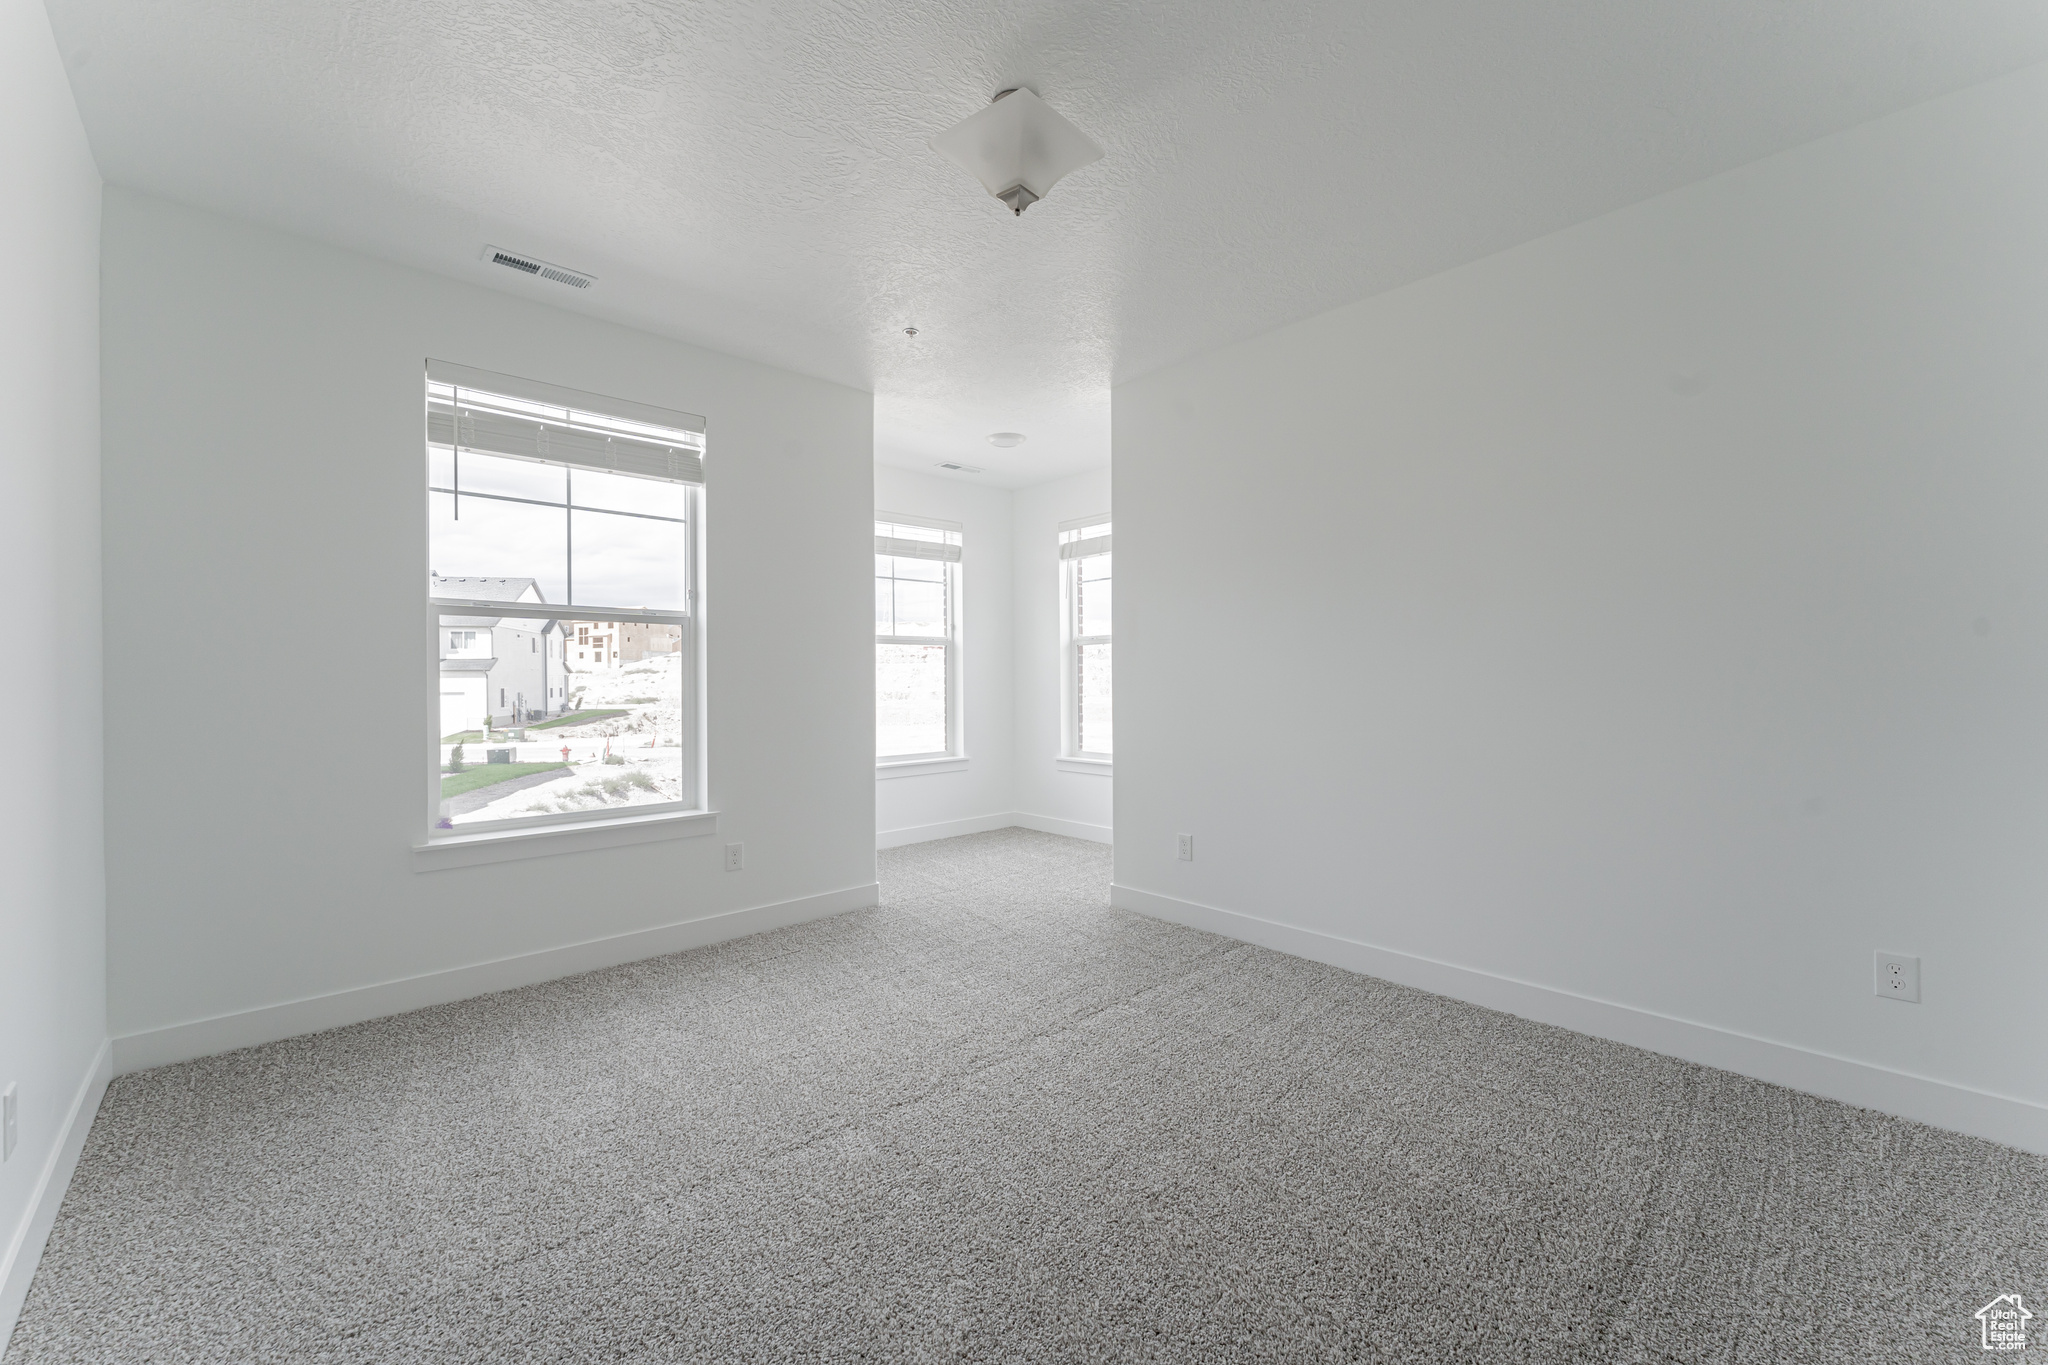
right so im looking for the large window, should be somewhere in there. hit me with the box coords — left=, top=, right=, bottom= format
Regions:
left=1061, top=517, right=1112, bottom=759
left=875, top=516, right=961, bottom=761
left=426, top=361, right=704, bottom=837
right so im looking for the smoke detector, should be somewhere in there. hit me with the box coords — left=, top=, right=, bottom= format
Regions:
left=929, top=89, right=1103, bottom=216
left=480, top=245, right=594, bottom=289
left=987, top=432, right=1026, bottom=448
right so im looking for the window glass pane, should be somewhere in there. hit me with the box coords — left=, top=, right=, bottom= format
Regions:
left=875, top=575, right=894, bottom=635
left=889, top=556, right=944, bottom=582
left=877, top=643, right=947, bottom=757
left=570, top=508, right=686, bottom=611
left=438, top=613, right=689, bottom=828
left=430, top=448, right=567, bottom=504
left=1078, top=641, right=1113, bottom=755
left=571, top=467, right=689, bottom=519
left=429, top=490, right=567, bottom=603
left=1078, top=553, right=1111, bottom=637
left=892, top=579, right=946, bottom=637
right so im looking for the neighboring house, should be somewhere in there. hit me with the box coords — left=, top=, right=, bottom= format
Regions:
left=431, top=574, right=567, bottom=734
left=567, top=620, right=682, bottom=670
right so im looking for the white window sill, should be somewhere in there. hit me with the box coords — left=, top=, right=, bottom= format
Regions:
left=1056, top=756, right=1114, bottom=775
left=876, top=755, right=970, bottom=779
left=413, top=808, right=719, bottom=871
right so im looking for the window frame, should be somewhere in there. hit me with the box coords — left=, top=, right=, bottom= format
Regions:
left=875, top=512, right=963, bottom=767
left=1060, top=515, right=1112, bottom=763
left=420, top=367, right=709, bottom=848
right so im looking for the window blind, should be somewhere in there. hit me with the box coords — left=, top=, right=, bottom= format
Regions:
left=426, top=360, right=705, bottom=485
left=1059, top=534, right=1111, bottom=561
left=875, top=534, right=962, bottom=563
left=875, top=514, right=963, bottom=563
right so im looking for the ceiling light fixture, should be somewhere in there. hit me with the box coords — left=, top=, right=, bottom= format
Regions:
left=987, top=432, right=1026, bottom=448
left=929, top=89, right=1103, bottom=216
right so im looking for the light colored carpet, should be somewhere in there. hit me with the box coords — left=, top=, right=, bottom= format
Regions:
left=8, top=829, right=2044, bottom=1363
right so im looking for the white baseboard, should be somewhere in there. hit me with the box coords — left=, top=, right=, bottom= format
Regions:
left=1, top=1038, right=111, bottom=1357
left=1014, top=812, right=1113, bottom=844
left=1111, top=882, right=2048, bottom=1155
left=112, top=883, right=880, bottom=1075
left=878, top=812, right=1114, bottom=849
left=877, top=813, right=1022, bottom=848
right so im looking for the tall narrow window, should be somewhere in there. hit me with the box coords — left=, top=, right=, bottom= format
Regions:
left=1061, top=517, right=1112, bottom=759
left=875, top=515, right=961, bottom=760
left=426, top=360, right=705, bottom=837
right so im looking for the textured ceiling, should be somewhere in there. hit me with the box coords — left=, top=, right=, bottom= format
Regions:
left=44, top=0, right=2048, bottom=486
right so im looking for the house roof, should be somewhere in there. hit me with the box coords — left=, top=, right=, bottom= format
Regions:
left=441, top=615, right=562, bottom=633
left=431, top=575, right=545, bottom=604
left=439, top=658, right=497, bottom=674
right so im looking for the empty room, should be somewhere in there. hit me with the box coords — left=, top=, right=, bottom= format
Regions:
left=3, top=0, right=2046, bottom=1360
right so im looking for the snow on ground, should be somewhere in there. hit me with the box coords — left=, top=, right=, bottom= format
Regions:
left=446, top=655, right=689, bottom=826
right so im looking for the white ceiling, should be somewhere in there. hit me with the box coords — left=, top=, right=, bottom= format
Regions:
left=45, top=0, right=2048, bottom=487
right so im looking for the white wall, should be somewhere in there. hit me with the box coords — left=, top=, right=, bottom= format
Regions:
left=874, top=466, right=1014, bottom=844
left=102, top=189, right=876, bottom=1060
left=1113, top=64, right=2048, bottom=1151
left=0, top=0, right=107, bottom=1345
left=1013, top=468, right=1113, bottom=841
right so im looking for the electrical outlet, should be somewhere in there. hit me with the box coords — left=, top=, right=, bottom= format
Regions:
left=1873, top=951, right=1920, bottom=1003
left=724, top=842, right=743, bottom=872
left=2, top=1083, right=15, bottom=1161
left=1176, top=833, right=1194, bottom=862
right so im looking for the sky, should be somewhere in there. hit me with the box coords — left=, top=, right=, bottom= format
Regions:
left=428, top=450, right=687, bottom=610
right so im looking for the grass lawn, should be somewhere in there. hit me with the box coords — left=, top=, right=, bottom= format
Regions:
left=533, top=708, right=628, bottom=731
left=441, top=761, right=569, bottom=799
left=440, top=709, right=629, bottom=743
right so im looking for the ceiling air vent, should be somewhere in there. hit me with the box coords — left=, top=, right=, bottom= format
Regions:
left=480, top=245, right=594, bottom=289
left=935, top=461, right=985, bottom=473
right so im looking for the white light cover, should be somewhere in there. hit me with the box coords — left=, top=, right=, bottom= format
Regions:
left=929, top=89, right=1104, bottom=210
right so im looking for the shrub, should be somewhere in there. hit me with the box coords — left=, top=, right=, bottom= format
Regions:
left=449, top=744, right=466, bottom=773
left=604, top=753, right=626, bottom=765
